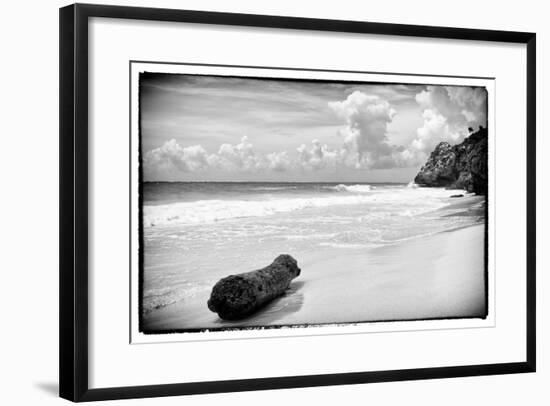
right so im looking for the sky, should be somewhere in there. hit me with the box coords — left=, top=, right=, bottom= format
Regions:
left=140, top=72, right=487, bottom=182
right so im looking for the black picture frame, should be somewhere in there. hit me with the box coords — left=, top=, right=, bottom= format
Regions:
left=59, top=3, right=536, bottom=402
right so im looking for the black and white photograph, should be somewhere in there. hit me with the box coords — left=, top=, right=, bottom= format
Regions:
left=138, top=70, right=489, bottom=333
left=1, top=0, right=542, bottom=403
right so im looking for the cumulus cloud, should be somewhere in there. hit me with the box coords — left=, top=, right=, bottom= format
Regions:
left=407, top=86, right=487, bottom=162
left=328, top=91, right=401, bottom=169
left=143, top=139, right=215, bottom=176
left=297, top=139, right=342, bottom=170
left=143, top=85, right=488, bottom=179
left=144, top=136, right=296, bottom=179
left=266, top=151, right=292, bottom=172
left=216, top=136, right=263, bottom=171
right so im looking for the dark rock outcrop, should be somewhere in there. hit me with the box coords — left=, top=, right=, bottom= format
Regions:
left=207, top=254, right=301, bottom=320
left=414, top=126, right=488, bottom=194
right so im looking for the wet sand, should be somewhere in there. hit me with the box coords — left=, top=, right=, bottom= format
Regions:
left=142, top=222, right=486, bottom=332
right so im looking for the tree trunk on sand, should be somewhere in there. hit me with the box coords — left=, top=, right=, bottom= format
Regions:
left=207, top=254, right=301, bottom=320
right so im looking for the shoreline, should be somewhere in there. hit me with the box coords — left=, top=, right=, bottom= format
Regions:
left=141, top=221, right=486, bottom=333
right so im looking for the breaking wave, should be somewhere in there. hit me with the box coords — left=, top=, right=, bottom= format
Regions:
left=144, top=195, right=377, bottom=227
left=329, top=184, right=372, bottom=193
left=143, top=185, right=455, bottom=227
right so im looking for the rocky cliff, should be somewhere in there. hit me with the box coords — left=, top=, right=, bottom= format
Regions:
left=414, top=126, right=488, bottom=194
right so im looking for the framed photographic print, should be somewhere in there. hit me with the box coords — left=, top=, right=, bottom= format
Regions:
left=59, top=3, right=536, bottom=402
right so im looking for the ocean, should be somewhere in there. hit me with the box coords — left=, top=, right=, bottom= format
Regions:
left=141, top=182, right=485, bottom=321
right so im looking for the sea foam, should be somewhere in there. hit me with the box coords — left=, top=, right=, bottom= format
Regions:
left=144, top=195, right=376, bottom=227
left=329, top=184, right=372, bottom=193
left=143, top=186, right=452, bottom=227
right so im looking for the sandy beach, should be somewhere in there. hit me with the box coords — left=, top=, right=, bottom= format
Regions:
left=142, top=220, right=486, bottom=332
left=137, top=72, right=490, bottom=335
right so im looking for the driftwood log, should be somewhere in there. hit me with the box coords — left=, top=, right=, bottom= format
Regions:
left=207, top=254, right=301, bottom=320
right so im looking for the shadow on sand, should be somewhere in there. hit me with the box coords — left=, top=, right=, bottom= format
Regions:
left=214, top=280, right=305, bottom=327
